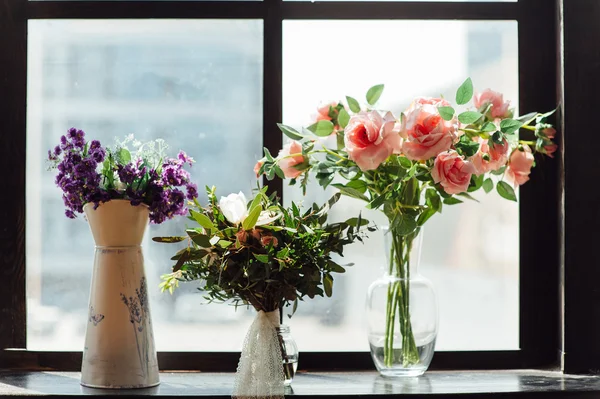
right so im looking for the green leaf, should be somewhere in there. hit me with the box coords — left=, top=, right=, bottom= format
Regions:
left=458, top=111, right=483, bottom=125
left=491, top=166, right=507, bottom=176
left=443, top=197, right=463, bottom=205
left=323, top=274, right=334, bottom=297
left=242, top=204, right=263, bottom=230
left=366, top=84, right=384, bottom=106
left=483, top=178, right=494, bottom=193
left=500, top=119, right=524, bottom=135
left=345, top=217, right=369, bottom=227
left=346, top=96, right=361, bottom=113
left=190, top=210, right=215, bottom=230
left=456, top=192, right=480, bottom=202
left=367, top=193, right=387, bottom=210
left=331, top=183, right=369, bottom=202
left=497, top=181, right=517, bottom=202
left=345, top=179, right=368, bottom=194
left=263, top=147, right=274, bottom=162
left=491, top=131, right=504, bottom=145
left=417, top=207, right=437, bottom=226
left=327, top=260, right=346, bottom=273
left=482, top=122, right=497, bottom=132
left=468, top=174, right=484, bottom=192
left=253, top=254, right=270, bottom=263
left=426, top=189, right=442, bottom=213
left=338, top=108, right=350, bottom=129
left=437, top=106, right=455, bottom=121
left=391, top=213, right=417, bottom=236
left=307, top=120, right=335, bottom=137
left=190, top=233, right=211, bottom=248
left=119, top=148, right=131, bottom=164
left=456, top=77, right=474, bottom=105
left=277, top=123, right=304, bottom=140
left=516, top=111, right=538, bottom=125
left=152, top=236, right=187, bottom=243
left=399, top=156, right=412, bottom=169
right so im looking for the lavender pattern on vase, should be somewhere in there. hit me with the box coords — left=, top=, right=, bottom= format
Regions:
left=88, top=306, right=105, bottom=326
left=120, top=277, right=152, bottom=378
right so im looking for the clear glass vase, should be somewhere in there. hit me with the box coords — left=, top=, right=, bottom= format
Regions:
left=277, top=325, right=298, bottom=386
left=366, top=227, right=438, bottom=377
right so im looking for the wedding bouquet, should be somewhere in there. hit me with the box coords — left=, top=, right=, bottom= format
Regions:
left=256, top=78, right=557, bottom=371
left=155, top=186, right=368, bottom=395
left=47, top=129, right=198, bottom=224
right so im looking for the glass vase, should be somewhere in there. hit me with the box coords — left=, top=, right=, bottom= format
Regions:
left=366, top=227, right=438, bottom=377
left=277, top=325, right=299, bottom=386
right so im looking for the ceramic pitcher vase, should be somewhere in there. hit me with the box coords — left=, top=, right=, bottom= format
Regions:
left=81, top=199, right=159, bottom=389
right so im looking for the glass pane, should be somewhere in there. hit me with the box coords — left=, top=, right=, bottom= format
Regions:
left=26, top=20, right=263, bottom=350
left=283, top=20, right=519, bottom=350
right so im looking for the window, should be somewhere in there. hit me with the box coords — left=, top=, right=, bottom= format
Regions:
left=1, top=0, right=560, bottom=370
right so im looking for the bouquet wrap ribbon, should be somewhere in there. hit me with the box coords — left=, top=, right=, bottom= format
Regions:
left=232, top=309, right=285, bottom=399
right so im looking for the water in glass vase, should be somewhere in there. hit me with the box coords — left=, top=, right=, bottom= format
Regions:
left=366, top=228, right=438, bottom=377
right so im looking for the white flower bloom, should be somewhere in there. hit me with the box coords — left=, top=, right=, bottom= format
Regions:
left=255, top=210, right=282, bottom=226
left=219, top=192, right=249, bottom=225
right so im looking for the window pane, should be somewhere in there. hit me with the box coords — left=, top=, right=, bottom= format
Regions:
left=283, top=20, right=519, bottom=350
left=26, top=20, right=263, bottom=350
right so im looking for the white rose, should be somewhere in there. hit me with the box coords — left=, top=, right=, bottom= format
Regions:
left=219, top=192, right=249, bottom=225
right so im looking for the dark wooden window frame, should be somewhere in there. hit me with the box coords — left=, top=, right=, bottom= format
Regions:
left=0, top=0, right=572, bottom=372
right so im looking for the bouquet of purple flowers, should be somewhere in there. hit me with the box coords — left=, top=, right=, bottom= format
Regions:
left=47, top=128, right=198, bottom=224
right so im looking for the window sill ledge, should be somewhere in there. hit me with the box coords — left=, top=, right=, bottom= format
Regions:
left=0, top=370, right=598, bottom=398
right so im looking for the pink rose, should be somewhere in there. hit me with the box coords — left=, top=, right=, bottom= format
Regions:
left=473, top=89, right=511, bottom=119
left=542, top=127, right=556, bottom=139
left=254, top=160, right=264, bottom=177
left=544, top=143, right=558, bottom=158
left=431, top=150, right=475, bottom=195
left=401, top=97, right=457, bottom=161
left=316, top=102, right=338, bottom=122
left=506, top=145, right=535, bottom=187
left=278, top=141, right=306, bottom=179
left=470, top=137, right=510, bottom=175
left=344, top=111, right=401, bottom=171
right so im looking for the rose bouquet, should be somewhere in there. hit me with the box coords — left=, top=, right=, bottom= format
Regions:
left=155, top=186, right=368, bottom=394
left=47, top=128, right=198, bottom=223
left=256, top=78, right=557, bottom=373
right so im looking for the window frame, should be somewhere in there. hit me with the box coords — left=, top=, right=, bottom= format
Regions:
left=0, top=0, right=562, bottom=371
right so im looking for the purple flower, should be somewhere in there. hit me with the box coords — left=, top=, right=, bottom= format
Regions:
left=186, top=183, right=198, bottom=200
left=177, top=151, right=194, bottom=166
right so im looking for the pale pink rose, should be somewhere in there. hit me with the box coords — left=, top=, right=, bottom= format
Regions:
left=431, top=150, right=476, bottom=195
left=506, top=145, right=535, bottom=187
left=344, top=111, right=402, bottom=171
left=473, top=89, right=511, bottom=119
left=278, top=141, right=306, bottom=179
left=254, top=160, right=264, bottom=177
left=542, top=127, right=557, bottom=139
left=470, top=137, right=510, bottom=175
left=544, top=143, right=558, bottom=158
left=401, top=97, right=456, bottom=161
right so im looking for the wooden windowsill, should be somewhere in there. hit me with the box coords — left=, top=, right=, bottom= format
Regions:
left=0, top=370, right=599, bottom=397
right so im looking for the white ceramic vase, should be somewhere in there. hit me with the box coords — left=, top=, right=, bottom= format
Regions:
left=81, top=199, right=159, bottom=389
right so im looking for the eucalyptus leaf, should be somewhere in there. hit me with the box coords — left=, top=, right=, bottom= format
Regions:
left=331, top=183, right=370, bottom=202
left=190, top=210, right=215, bottom=230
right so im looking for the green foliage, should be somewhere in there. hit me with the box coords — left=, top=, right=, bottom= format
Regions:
left=338, top=108, right=351, bottom=129
left=497, top=181, right=517, bottom=202
left=437, top=106, right=455, bottom=121
left=458, top=111, right=483, bottom=125
left=456, top=77, right=474, bottom=105
left=277, top=123, right=304, bottom=141
left=366, top=84, right=384, bottom=106
left=482, top=178, right=494, bottom=193
left=307, top=120, right=335, bottom=137
left=346, top=96, right=361, bottom=113
left=155, top=188, right=368, bottom=315
left=500, top=119, right=524, bottom=135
